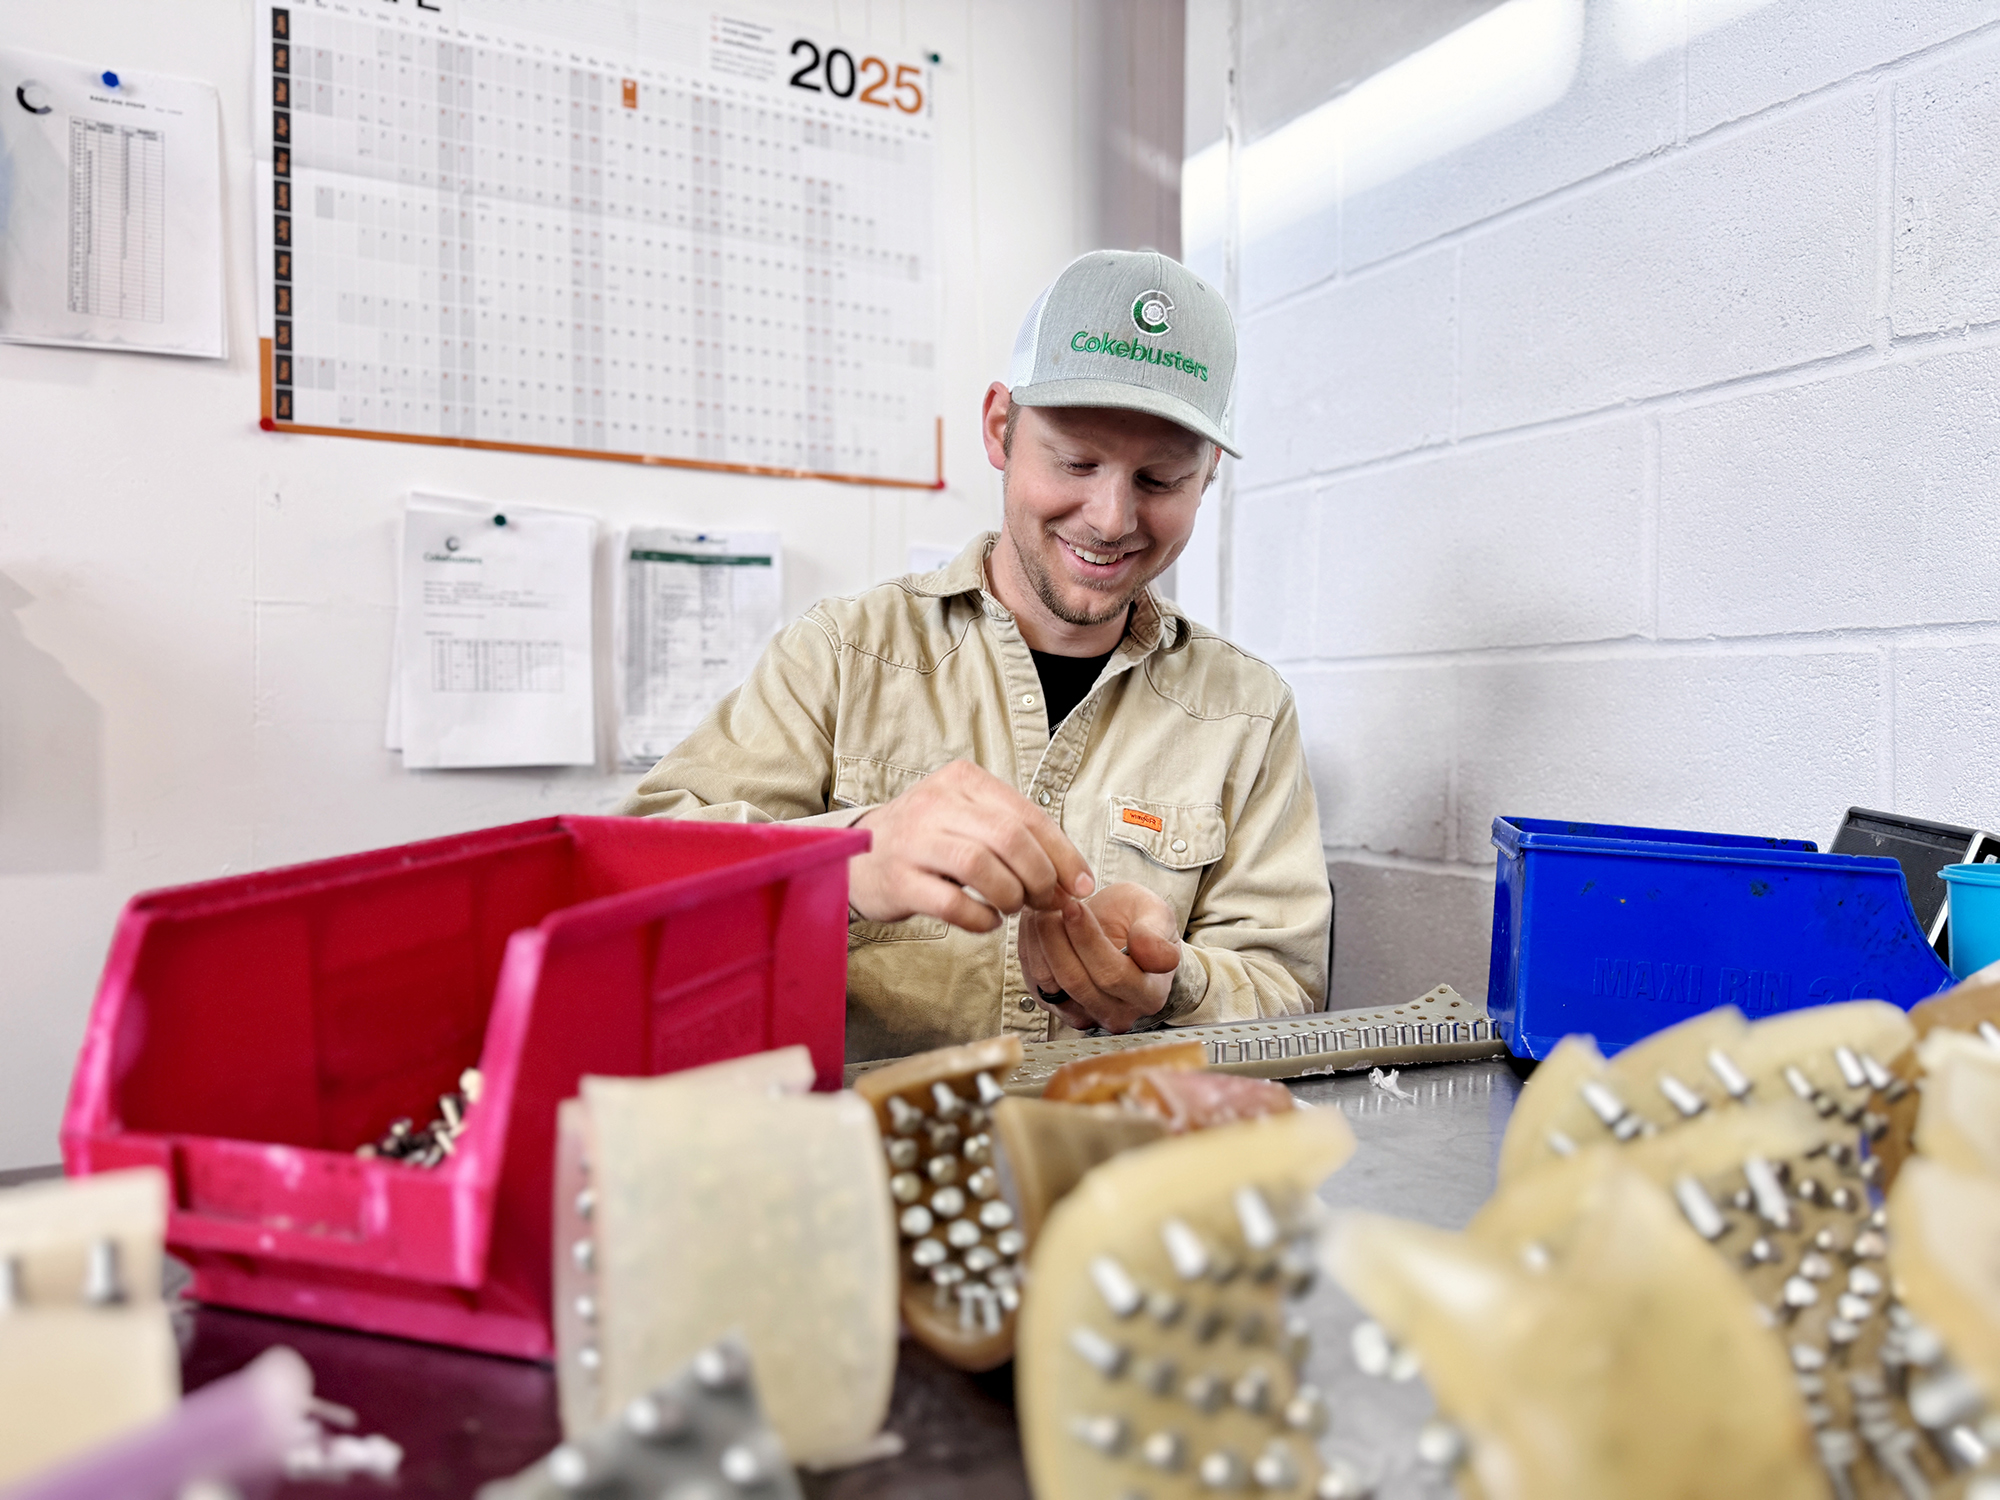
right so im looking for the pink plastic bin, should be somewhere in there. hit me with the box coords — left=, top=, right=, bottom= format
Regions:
left=61, top=815, right=867, bottom=1359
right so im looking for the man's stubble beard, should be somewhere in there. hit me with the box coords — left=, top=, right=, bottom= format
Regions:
left=1002, top=482, right=1157, bottom=631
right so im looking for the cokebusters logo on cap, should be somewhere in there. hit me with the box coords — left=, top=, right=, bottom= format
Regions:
left=1068, top=329, right=1209, bottom=380
left=1131, top=289, right=1174, bottom=337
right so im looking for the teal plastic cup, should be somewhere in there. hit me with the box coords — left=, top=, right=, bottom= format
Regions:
left=1942, top=861, right=2000, bottom=978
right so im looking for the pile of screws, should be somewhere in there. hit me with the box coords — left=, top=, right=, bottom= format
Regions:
left=357, top=1068, right=483, bottom=1168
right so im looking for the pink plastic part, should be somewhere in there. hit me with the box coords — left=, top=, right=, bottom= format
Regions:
left=62, top=816, right=867, bottom=1358
left=1, top=1346, right=311, bottom=1500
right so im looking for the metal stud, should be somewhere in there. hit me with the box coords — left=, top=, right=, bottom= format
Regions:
left=1284, top=1385, right=1328, bottom=1433
left=1135, top=1355, right=1179, bottom=1396
left=577, top=1344, right=601, bottom=1371
left=1673, top=1176, right=1728, bottom=1240
left=1833, top=1046, right=1867, bottom=1089
left=1252, top=1440, right=1299, bottom=1490
left=1234, top=1185, right=1281, bottom=1251
left=926, top=1154, right=960, bottom=1186
left=693, top=1342, right=748, bottom=1390
left=1782, top=1276, right=1820, bottom=1310
left=886, top=1096, right=923, bottom=1134
left=623, top=1392, right=687, bottom=1441
left=546, top=1443, right=592, bottom=1489
left=720, top=1439, right=772, bottom=1486
left=975, top=1072, right=1006, bottom=1106
left=1070, top=1413, right=1129, bottom=1455
left=1857, top=1052, right=1895, bottom=1091
left=995, top=1228, right=1026, bottom=1258
left=570, top=1238, right=595, bottom=1274
left=890, top=1172, right=923, bottom=1205
left=1148, top=1290, right=1185, bottom=1325
left=899, top=1206, right=935, bottom=1239
left=1351, top=1319, right=1394, bottom=1377
left=1162, top=1218, right=1210, bottom=1280
left=1142, top=1430, right=1186, bottom=1470
left=1659, top=1073, right=1706, bottom=1117
left=1090, top=1255, right=1144, bottom=1318
left=1184, top=1371, right=1225, bottom=1412
left=964, top=1245, right=998, bottom=1275
left=910, top=1238, right=946, bottom=1268
left=966, top=1167, right=999, bottom=1200
left=1579, top=1080, right=1630, bottom=1130
left=930, top=1081, right=964, bottom=1118
left=1981, top=1021, right=2000, bottom=1055
left=1744, top=1156, right=1793, bottom=1229
left=926, top=1120, right=961, bottom=1154
left=978, top=1199, right=1014, bottom=1230
left=885, top=1137, right=919, bottom=1171
left=930, top=1187, right=966, bottom=1219
left=1070, top=1325, right=1128, bottom=1377
left=1707, top=1047, right=1754, bottom=1099
left=1416, top=1419, right=1467, bottom=1468
left=1231, top=1366, right=1271, bottom=1413
left=83, top=1237, right=125, bottom=1307
left=1546, top=1129, right=1577, bottom=1157
left=1198, top=1450, right=1244, bottom=1489
left=962, top=1133, right=993, bottom=1166
left=946, top=1219, right=981, bottom=1250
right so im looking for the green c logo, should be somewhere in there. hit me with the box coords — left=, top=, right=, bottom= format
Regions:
left=1131, top=290, right=1173, bottom=337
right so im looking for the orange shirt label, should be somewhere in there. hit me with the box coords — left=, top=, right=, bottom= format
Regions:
left=1121, top=808, right=1165, bottom=833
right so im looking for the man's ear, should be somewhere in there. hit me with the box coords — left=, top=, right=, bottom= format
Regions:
left=981, top=384, right=1012, bottom=473
left=1205, top=444, right=1223, bottom=489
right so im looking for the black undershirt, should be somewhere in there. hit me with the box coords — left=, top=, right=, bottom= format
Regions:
left=1031, top=646, right=1117, bottom=733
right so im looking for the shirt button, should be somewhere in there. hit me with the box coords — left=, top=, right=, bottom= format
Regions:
left=1171, top=837, right=1188, bottom=853
left=1022, top=694, right=1035, bottom=707
left=1037, top=790, right=1052, bottom=806
left=1018, top=995, right=1036, bottom=1012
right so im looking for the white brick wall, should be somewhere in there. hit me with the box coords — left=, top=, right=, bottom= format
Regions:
left=1188, top=1, right=2000, bottom=1010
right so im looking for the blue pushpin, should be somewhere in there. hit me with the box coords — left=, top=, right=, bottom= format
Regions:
left=100, top=71, right=120, bottom=89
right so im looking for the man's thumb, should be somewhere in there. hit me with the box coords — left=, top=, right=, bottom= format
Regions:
left=1128, top=918, right=1181, bottom=973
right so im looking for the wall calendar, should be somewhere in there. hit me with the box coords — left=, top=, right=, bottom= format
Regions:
left=255, top=0, right=940, bottom=487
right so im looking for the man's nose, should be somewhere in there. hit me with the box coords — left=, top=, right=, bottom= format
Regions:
left=1076, top=468, right=1140, bottom=542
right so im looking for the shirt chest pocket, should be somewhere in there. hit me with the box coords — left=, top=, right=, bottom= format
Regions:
left=1098, top=798, right=1227, bottom=928
left=836, top=755, right=950, bottom=943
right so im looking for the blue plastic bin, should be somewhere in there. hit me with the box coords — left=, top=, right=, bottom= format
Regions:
left=1488, top=817, right=1955, bottom=1060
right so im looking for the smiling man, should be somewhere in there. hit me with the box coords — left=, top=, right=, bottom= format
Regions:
left=622, top=251, right=1331, bottom=1060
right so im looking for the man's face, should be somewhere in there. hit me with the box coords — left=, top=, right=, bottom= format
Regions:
left=983, top=391, right=1215, bottom=631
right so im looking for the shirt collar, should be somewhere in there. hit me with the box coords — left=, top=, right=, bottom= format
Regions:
left=918, top=531, right=1192, bottom=654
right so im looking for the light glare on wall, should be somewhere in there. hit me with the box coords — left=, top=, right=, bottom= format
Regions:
left=1183, top=0, right=1587, bottom=256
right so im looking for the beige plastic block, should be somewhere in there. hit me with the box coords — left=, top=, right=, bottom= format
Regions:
left=1017, top=1109, right=1355, bottom=1500
left=1912, top=1029, right=2000, bottom=1179
left=853, top=1035, right=1026, bottom=1371
left=1333, top=1164, right=1821, bottom=1500
left=1889, top=1158, right=2000, bottom=1406
left=987, top=1097, right=1167, bottom=1247
left=555, top=1051, right=897, bottom=1469
left=1499, top=1002, right=1914, bottom=1185
left=0, top=1169, right=178, bottom=1486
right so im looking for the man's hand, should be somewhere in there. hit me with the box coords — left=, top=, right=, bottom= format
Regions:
left=1019, top=881, right=1182, bottom=1034
left=849, top=760, right=1095, bottom=932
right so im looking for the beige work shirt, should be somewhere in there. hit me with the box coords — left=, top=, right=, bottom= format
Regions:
left=621, top=533, right=1330, bottom=1061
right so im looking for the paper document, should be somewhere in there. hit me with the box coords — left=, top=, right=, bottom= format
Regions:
left=395, top=496, right=597, bottom=769
left=0, top=48, right=225, bottom=357
left=616, top=530, right=782, bottom=771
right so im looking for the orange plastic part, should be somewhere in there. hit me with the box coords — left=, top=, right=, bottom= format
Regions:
left=1041, top=1040, right=1206, bottom=1104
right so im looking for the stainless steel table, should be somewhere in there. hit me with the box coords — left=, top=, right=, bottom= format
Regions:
left=182, top=1057, right=1521, bottom=1499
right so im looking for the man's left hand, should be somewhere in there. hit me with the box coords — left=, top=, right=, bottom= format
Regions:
left=1019, top=881, right=1182, bottom=1034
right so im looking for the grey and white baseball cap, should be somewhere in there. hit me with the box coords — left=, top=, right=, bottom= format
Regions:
left=1006, top=249, right=1240, bottom=457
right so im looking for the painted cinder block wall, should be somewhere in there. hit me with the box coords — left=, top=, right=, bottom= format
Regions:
left=1183, top=1, right=2000, bottom=1010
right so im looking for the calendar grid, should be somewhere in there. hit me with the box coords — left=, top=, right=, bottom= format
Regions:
left=258, top=0, right=942, bottom=488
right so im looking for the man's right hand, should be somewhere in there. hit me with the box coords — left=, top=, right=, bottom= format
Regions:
left=849, top=760, right=1095, bottom=933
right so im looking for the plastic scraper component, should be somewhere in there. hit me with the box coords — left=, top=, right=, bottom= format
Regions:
left=1332, top=1159, right=1825, bottom=1500
left=0, top=1169, right=180, bottom=1488
left=1041, top=1039, right=1208, bottom=1104
left=1496, top=1000, right=1915, bottom=1188
left=1016, top=1107, right=1355, bottom=1500
left=852, top=1034, right=1029, bottom=1372
left=552, top=1047, right=896, bottom=1469
left=480, top=1333, right=801, bottom=1500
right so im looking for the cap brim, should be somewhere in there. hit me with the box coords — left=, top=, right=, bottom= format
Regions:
left=1008, top=377, right=1241, bottom=459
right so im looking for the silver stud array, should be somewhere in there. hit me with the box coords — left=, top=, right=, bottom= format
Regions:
left=1064, top=1187, right=1320, bottom=1493
left=880, top=1070, right=1022, bottom=1333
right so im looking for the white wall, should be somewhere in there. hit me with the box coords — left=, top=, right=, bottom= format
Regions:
left=0, top=0, right=1136, bottom=1169
left=1185, top=0, right=2000, bottom=1012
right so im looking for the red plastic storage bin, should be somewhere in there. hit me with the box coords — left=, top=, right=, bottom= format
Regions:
left=61, top=815, right=867, bottom=1359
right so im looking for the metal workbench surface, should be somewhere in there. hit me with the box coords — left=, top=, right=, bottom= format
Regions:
left=182, top=1056, right=1522, bottom=1499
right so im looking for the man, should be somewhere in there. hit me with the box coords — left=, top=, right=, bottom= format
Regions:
left=623, top=250, right=1330, bottom=1061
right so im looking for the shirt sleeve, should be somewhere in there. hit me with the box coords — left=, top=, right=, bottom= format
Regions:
left=619, top=611, right=868, bottom=827
left=1161, top=690, right=1330, bottom=1025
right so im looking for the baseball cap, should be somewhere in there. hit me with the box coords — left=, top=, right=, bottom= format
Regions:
left=1006, top=249, right=1240, bottom=457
